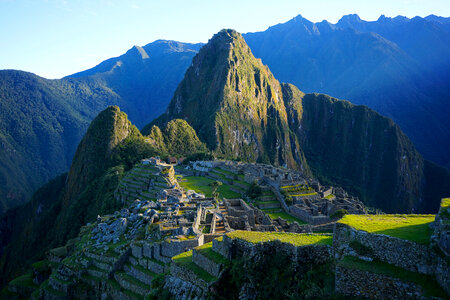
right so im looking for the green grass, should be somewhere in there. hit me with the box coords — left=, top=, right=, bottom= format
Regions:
left=179, top=176, right=240, bottom=199
left=148, top=257, right=165, bottom=266
left=289, top=192, right=318, bottom=197
left=339, top=256, right=446, bottom=298
left=213, top=167, right=235, bottom=176
left=195, top=242, right=228, bottom=265
left=227, top=231, right=332, bottom=246
left=9, top=273, right=38, bottom=289
left=338, top=214, right=435, bottom=245
left=439, top=198, right=450, bottom=219
left=32, top=260, right=50, bottom=272
left=172, top=250, right=217, bottom=282
left=128, top=263, right=157, bottom=278
left=117, top=271, right=150, bottom=290
left=441, top=198, right=450, bottom=208
left=256, top=200, right=280, bottom=206
left=324, top=193, right=335, bottom=200
left=263, top=210, right=307, bottom=224
left=107, top=278, right=141, bottom=299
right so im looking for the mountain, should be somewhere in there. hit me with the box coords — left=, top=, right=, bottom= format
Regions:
left=147, top=29, right=310, bottom=172
left=243, top=14, right=450, bottom=169
left=0, top=70, right=119, bottom=215
left=0, top=40, right=200, bottom=214
left=2, top=29, right=449, bottom=287
left=145, top=29, right=450, bottom=213
left=0, top=105, right=206, bottom=284
left=68, top=40, right=203, bottom=128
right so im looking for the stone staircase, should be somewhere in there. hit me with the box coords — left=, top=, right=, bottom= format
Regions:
left=215, top=204, right=228, bottom=234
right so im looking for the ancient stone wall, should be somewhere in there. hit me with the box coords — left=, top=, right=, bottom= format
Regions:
left=161, top=238, right=202, bottom=258
left=192, top=249, right=222, bottom=277
left=170, top=263, right=209, bottom=291
left=289, top=205, right=329, bottom=225
left=333, top=223, right=435, bottom=274
left=335, top=265, right=423, bottom=299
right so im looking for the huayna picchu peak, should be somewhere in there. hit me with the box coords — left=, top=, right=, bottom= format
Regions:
left=147, top=29, right=448, bottom=214
left=148, top=29, right=310, bottom=172
left=1, top=16, right=450, bottom=300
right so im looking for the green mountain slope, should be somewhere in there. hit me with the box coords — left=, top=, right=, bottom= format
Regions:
left=0, top=70, right=120, bottom=215
left=145, top=29, right=450, bottom=213
left=243, top=14, right=450, bottom=168
left=147, top=29, right=310, bottom=172
left=0, top=106, right=206, bottom=285
left=283, top=87, right=424, bottom=212
left=0, top=41, right=200, bottom=214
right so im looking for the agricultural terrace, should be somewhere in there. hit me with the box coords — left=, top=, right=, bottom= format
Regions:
left=226, top=230, right=332, bottom=246
left=178, top=176, right=240, bottom=199
left=338, top=214, right=435, bottom=245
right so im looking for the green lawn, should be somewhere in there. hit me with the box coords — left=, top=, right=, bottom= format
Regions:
left=172, top=250, right=217, bottom=282
left=338, top=214, right=435, bottom=245
left=179, top=176, right=241, bottom=199
left=263, top=210, right=307, bottom=224
left=227, top=230, right=332, bottom=246
left=339, top=256, right=446, bottom=298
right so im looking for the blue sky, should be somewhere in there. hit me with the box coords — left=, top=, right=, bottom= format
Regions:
left=1, top=0, right=449, bottom=79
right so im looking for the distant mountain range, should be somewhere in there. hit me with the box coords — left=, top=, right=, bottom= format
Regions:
left=0, top=41, right=200, bottom=214
left=244, top=14, right=450, bottom=169
left=0, top=14, right=449, bottom=215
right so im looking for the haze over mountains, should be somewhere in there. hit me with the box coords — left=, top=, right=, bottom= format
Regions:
left=0, top=13, right=449, bottom=216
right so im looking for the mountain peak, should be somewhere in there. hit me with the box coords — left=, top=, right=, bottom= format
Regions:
left=337, top=14, right=363, bottom=26
left=125, top=45, right=149, bottom=60
left=152, top=29, right=309, bottom=170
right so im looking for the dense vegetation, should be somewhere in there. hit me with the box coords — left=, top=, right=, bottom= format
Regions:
left=0, top=41, right=200, bottom=214
left=147, top=119, right=207, bottom=157
left=147, top=29, right=310, bottom=172
left=0, top=106, right=208, bottom=285
left=213, top=241, right=335, bottom=299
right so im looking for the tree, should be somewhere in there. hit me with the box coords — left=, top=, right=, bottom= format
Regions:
left=209, top=180, right=222, bottom=202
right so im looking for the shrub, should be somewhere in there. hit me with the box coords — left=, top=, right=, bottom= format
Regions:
left=330, top=209, right=348, bottom=219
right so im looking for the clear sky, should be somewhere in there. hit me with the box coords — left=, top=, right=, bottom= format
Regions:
left=1, top=0, right=448, bottom=79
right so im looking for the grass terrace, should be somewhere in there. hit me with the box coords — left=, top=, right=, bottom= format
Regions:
left=339, top=256, right=446, bottom=298
left=439, top=198, right=450, bottom=219
left=178, top=176, right=240, bottom=199
left=441, top=198, right=450, bottom=208
left=227, top=230, right=332, bottom=246
left=172, top=250, right=217, bottom=282
left=9, top=273, right=38, bottom=289
left=195, top=242, right=228, bottom=265
left=338, top=214, right=435, bottom=245
left=289, top=192, right=318, bottom=197
left=262, top=209, right=307, bottom=224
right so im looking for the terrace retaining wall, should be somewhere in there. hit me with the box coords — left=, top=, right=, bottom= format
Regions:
left=333, top=223, right=436, bottom=275
left=335, top=264, right=424, bottom=299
